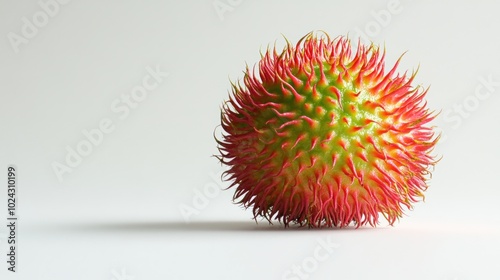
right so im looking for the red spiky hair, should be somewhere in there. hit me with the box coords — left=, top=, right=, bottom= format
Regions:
left=217, top=32, right=439, bottom=228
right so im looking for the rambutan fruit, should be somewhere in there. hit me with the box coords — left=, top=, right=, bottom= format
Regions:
left=216, top=32, right=439, bottom=228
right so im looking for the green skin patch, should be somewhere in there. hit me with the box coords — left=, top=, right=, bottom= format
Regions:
left=251, top=63, right=382, bottom=196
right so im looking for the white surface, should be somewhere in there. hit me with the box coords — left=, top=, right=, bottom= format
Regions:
left=1, top=0, right=500, bottom=279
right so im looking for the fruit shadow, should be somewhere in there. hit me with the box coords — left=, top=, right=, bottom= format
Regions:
left=38, top=220, right=382, bottom=233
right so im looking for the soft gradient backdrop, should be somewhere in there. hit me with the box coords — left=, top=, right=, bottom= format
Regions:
left=1, top=1, right=499, bottom=279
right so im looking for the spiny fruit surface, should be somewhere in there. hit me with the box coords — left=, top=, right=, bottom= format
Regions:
left=217, top=32, right=438, bottom=228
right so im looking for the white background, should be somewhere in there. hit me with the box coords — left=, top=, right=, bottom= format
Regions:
left=1, top=0, right=500, bottom=279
